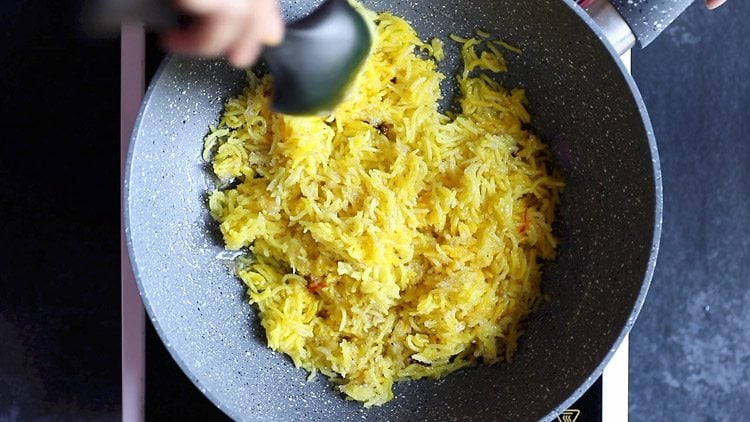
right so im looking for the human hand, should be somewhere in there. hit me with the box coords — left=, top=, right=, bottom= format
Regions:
left=706, top=0, right=728, bottom=10
left=162, top=0, right=284, bottom=68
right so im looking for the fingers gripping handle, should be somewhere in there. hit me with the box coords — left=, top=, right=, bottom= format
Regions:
left=577, top=0, right=696, bottom=49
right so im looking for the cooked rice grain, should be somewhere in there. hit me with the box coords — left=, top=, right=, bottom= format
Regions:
left=205, top=8, right=563, bottom=407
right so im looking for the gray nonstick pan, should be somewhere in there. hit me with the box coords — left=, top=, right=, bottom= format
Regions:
left=125, top=0, right=684, bottom=419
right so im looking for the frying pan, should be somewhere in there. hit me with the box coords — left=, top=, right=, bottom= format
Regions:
left=125, top=0, right=684, bottom=419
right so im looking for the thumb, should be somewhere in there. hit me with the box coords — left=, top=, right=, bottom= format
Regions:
left=257, top=0, right=285, bottom=46
left=706, top=0, right=728, bottom=10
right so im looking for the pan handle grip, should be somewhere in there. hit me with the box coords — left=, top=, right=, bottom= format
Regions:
left=82, top=0, right=186, bottom=37
left=609, top=0, right=696, bottom=47
left=578, top=0, right=696, bottom=49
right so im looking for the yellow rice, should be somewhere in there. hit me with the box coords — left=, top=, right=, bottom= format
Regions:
left=204, top=7, right=563, bottom=407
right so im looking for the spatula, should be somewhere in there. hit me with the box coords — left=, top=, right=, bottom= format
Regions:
left=84, top=0, right=372, bottom=115
left=264, top=0, right=372, bottom=115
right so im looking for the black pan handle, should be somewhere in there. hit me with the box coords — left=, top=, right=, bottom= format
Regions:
left=82, top=0, right=186, bottom=36
left=610, top=0, right=696, bottom=47
left=578, top=0, right=696, bottom=49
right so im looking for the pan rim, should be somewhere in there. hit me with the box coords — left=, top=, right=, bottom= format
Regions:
left=538, top=0, right=663, bottom=420
left=123, top=56, right=249, bottom=420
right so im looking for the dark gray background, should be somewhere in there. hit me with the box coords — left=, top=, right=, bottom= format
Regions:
left=629, top=1, right=750, bottom=420
left=0, top=0, right=747, bottom=420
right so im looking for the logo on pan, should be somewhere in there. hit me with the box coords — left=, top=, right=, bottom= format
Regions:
left=557, top=409, right=581, bottom=422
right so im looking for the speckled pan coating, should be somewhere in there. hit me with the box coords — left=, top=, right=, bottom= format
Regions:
left=125, top=0, right=662, bottom=420
left=611, top=0, right=695, bottom=47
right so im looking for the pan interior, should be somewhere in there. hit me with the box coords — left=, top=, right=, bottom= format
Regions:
left=126, top=0, right=658, bottom=420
